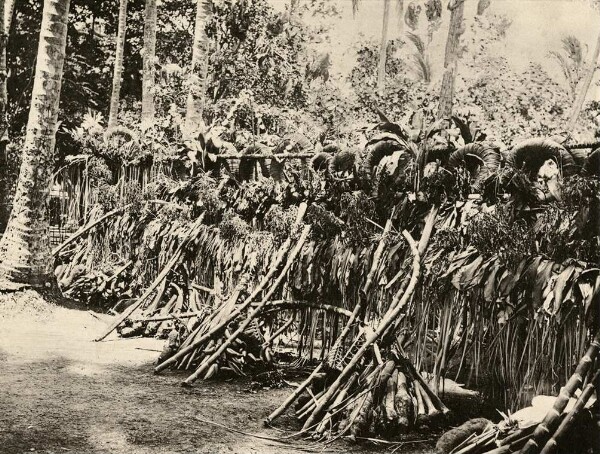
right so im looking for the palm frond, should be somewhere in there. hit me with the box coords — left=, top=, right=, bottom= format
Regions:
left=352, top=0, right=360, bottom=17
left=411, top=53, right=431, bottom=83
left=562, top=35, right=583, bottom=65
left=406, top=31, right=426, bottom=56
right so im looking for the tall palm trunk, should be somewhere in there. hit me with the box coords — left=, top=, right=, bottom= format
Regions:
left=566, top=28, right=600, bottom=133
left=141, top=0, right=157, bottom=130
left=184, top=0, right=212, bottom=137
left=437, top=0, right=464, bottom=120
left=0, top=0, right=71, bottom=286
left=0, top=0, right=7, bottom=119
left=4, top=0, right=13, bottom=34
left=108, top=0, right=128, bottom=129
left=0, top=0, right=15, bottom=232
left=377, top=0, right=391, bottom=96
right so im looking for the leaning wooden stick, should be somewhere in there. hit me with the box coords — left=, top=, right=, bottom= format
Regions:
left=52, top=203, right=133, bottom=256
left=154, top=203, right=308, bottom=374
left=94, top=248, right=184, bottom=342
left=182, top=223, right=312, bottom=385
left=518, top=329, right=600, bottom=454
left=265, top=292, right=365, bottom=425
left=362, top=217, right=393, bottom=295
left=94, top=216, right=205, bottom=342
left=539, top=368, right=600, bottom=454
left=302, top=229, right=422, bottom=431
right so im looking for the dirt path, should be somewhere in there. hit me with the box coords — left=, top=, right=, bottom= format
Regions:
left=0, top=291, right=438, bottom=454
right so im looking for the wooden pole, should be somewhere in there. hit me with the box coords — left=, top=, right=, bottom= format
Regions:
left=519, top=330, right=600, bottom=454
left=566, top=29, right=600, bottom=133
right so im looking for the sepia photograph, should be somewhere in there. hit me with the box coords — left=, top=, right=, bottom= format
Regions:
left=0, top=0, right=599, bottom=453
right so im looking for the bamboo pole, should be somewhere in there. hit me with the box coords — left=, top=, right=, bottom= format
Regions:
left=539, top=368, right=600, bottom=454
left=94, top=248, right=184, bottom=341
left=302, top=229, right=422, bottom=431
left=518, top=329, right=600, bottom=454
left=154, top=203, right=308, bottom=374
left=182, top=224, right=311, bottom=385
left=94, top=216, right=204, bottom=341
left=265, top=292, right=365, bottom=424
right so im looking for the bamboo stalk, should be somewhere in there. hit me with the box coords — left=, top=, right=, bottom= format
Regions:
left=519, top=330, right=600, bottom=454
left=52, top=203, right=133, bottom=256
left=265, top=293, right=364, bottom=425
left=302, top=228, right=422, bottom=431
left=95, top=249, right=183, bottom=341
left=182, top=224, right=312, bottom=385
left=539, top=368, right=600, bottom=454
left=155, top=203, right=308, bottom=374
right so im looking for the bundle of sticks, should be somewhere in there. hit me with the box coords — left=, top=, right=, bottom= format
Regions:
left=56, top=260, right=133, bottom=308
left=294, top=350, right=449, bottom=440
left=266, top=206, right=451, bottom=439
left=94, top=203, right=311, bottom=383
left=436, top=330, right=600, bottom=454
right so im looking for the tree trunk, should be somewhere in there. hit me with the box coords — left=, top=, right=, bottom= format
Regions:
left=566, top=28, right=600, bottom=133
left=141, top=0, right=157, bottom=131
left=0, top=0, right=7, bottom=119
left=0, top=0, right=6, bottom=233
left=107, top=0, right=128, bottom=130
left=0, top=0, right=71, bottom=286
left=437, top=0, right=464, bottom=120
left=5, top=0, right=13, bottom=28
left=376, top=0, right=391, bottom=96
left=0, top=0, right=14, bottom=233
left=184, top=0, right=212, bottom=138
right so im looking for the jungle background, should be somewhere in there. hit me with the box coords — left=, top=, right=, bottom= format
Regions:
left=1, top=0, right=599, bottom=230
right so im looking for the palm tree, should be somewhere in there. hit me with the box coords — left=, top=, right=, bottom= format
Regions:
left=0, top=0, right=71, bottom=286
left=437, top=0, right=465, bottom=120
left=352, top=0, right=400, bottom=97
left=566, top=29, right=600, bottom=132
left=0, top=0, right=6, bottom=121
left=107, top=0, right=128, bottom=129
left=184, top=0, right=212, bottom=138
left=141, top=0, right=157, bottom=130
left=5, top=0, right=14, bottom=32
left=0, top=0, right=15, bottom=133
left=0, top=0, right=15, bottom=232
left=377, top=0, right=391, bottom=96
left=550, top=35, right=586, bottom=98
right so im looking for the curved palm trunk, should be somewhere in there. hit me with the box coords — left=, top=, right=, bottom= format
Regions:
left=107, top=0, right=128, bottom=129
left=184, top=0, right=212, bottom=138
left=141, top=0, right=157, bottom=131
left=0, top=0, right=71, bottom=286
left=566, top=29, right=600, bottom=133
left=437, top=0, right=464, bottom=120
left=376, top=0, right=391, bottom=96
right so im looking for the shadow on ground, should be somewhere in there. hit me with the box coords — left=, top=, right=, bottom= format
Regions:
left=0, top=292, right=446, bottom=454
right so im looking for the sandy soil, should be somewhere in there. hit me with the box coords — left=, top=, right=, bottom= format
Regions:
left=0, top=291, right=447, bottom=454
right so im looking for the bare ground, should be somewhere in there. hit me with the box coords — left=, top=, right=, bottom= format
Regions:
left=0, top=291, right=448, bottom=454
